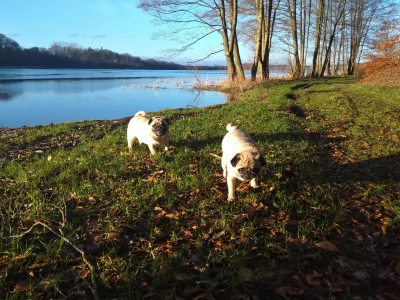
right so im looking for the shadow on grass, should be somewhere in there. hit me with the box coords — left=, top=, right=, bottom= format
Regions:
left=168, top=107, right=400, bottom=297
left=330, top=153, right=400, bottom=183
left=183, top=128, right=399, bottom=184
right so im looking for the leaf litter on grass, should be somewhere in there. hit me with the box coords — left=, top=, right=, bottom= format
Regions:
left=1, top=78, right=400, bottom=299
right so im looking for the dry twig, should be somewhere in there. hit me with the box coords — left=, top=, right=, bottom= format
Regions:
left=210, top=153, right=222, bottom=159
left=11, top=221, right=100, bottom=300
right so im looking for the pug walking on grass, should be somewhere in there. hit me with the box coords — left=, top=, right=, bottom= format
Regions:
left=221, top=123, right=266, bottom=201
left=127, top=111, right=170, bottom=155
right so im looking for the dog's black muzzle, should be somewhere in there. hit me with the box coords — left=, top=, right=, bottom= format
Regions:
left=242, top=171, right=257, bottom=181
left=239, top=168, right=259, bottom=181
left=154, top=125, right=167, bottom=137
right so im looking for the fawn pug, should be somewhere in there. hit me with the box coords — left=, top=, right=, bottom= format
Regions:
left=221, top=123, right=266, bottom=201
left=127, top=111, right=170, bottom=155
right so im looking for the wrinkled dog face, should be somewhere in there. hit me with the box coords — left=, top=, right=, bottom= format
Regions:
left=230, top=152, right=265, bottom=181
left=149, top=117, right=170, bottom=137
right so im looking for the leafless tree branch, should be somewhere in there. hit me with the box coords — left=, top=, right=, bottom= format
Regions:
left=187, top=49, right=224, bottom=62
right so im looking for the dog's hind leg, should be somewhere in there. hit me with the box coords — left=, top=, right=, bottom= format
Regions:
left=221, top=157, right=227, bottom=178
left=127, top=135, right=136, bottom=152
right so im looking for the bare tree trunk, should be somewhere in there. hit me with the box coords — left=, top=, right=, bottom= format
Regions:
left=251, top=0, right=279, bottom=80
left=219, top=0, right=237, bottom=81
left=229, top=0, right=245, bottom=80
left=341, top=14, right=347, bottom=75
left=335, top=31, right=343, bottom=75
left=262, top=0, right=280, bottom=79
left=233, top=37, right=245, bottom=80
left=311, top=0, right=325, bottom=76
left=299, top=0, right=304, bottom=74
left=320, top=0, right=346, bottom=77
left=346, top=0, right=381, bottom=75
left=319, top=7, right=328, bottom=74
left=252, top=0, right=264, bottom=80
left=304, top=0, right=312, bottom=76
left=287, top=0, right=302, bottom=78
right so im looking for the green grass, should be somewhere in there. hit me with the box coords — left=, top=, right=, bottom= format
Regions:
left=0, top=77, right=399, bottom=299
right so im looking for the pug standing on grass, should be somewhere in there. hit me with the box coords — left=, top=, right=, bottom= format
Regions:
left=127, top=111, right=170, bottom=155
left=221, top=123, right=266, bottom=201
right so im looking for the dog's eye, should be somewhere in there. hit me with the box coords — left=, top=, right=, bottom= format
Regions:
left=238, top=168, right=246, bottom=173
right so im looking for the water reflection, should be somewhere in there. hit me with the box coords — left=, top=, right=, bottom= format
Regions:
left=0, top=92, right=13, bottom=101
left=0, top=70, right=229, bottom=128
left=0, top=79, right=121, bottom=98
left=0, top=83, right=24, bottom=101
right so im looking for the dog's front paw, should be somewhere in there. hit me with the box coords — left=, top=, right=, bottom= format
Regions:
left=227, top=195, right=235, bottom=202
left=250, top=178, right=259, bottom=188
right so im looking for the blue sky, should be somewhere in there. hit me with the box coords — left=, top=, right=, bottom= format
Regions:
left=1, top=0, right=248, bottom=65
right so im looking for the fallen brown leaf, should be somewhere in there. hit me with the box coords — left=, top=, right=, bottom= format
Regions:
left=239, top=267, right=253, bottom=282
left=292, top=274, right=303, bottom=284
left=159, top=263, right=169, bottom=277
left=231, top=293, right=250, bottom=300
left=173, top=273, right=192, bottom=281
left=381, top=225, right=387, bottom=234
left=274, top=286, right=305, bottom=298
left=260, top=267, right=275, bottom=279
left=182, top=287, right=205, bottom=298
left=34, top=280, right=50, bottom=292
left=395, top=262, right=400, bottom=275
left=75, top=266, right=89, bottom=280
left=354, top=269, right=369, bottom=280
left=315, top=240, right=339, bottom=251
left=14, top=280, right=31, bottom=292
left=306, top=270, right=323, bottom=286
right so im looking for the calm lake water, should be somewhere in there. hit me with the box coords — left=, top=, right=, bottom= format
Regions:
left=0, top=68, right=233, bottom=128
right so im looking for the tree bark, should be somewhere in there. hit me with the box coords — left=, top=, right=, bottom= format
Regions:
left=311, top=0, right=325, bottom=76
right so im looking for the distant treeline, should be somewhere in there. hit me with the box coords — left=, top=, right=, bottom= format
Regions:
left=0, top=34, right=226, bottom=70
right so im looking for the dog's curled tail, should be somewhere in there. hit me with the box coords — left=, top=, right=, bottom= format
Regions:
left=135, top=111, right=146, bottom=117
left=226, top=123, right=238, bottom=132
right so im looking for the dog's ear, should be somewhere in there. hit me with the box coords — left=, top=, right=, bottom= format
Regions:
left=164, top=118, right=170, bottom=125
left=230, top=154, right=241, bottom=167
left=148, top=117, right=153, bottom=125
left=253, top=153, right=266, bottom=167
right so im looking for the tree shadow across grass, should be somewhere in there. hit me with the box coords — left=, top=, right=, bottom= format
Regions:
left=297, top=129, right=400, bottom=184
left=257, top=118, right=400, bottom=298
left=330, top=152, right=400, bottom=183
left=172, top=103, right=400, bottom=298
left=187, top=128, right=399, bottom=185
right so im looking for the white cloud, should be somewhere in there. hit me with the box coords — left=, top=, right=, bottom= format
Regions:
left=7, top=33, right=21, bottom=38
left=69, top=33, right=87, bottom=38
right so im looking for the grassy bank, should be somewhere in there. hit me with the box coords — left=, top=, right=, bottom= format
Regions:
left=1, top=77, right=399, bottom=299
